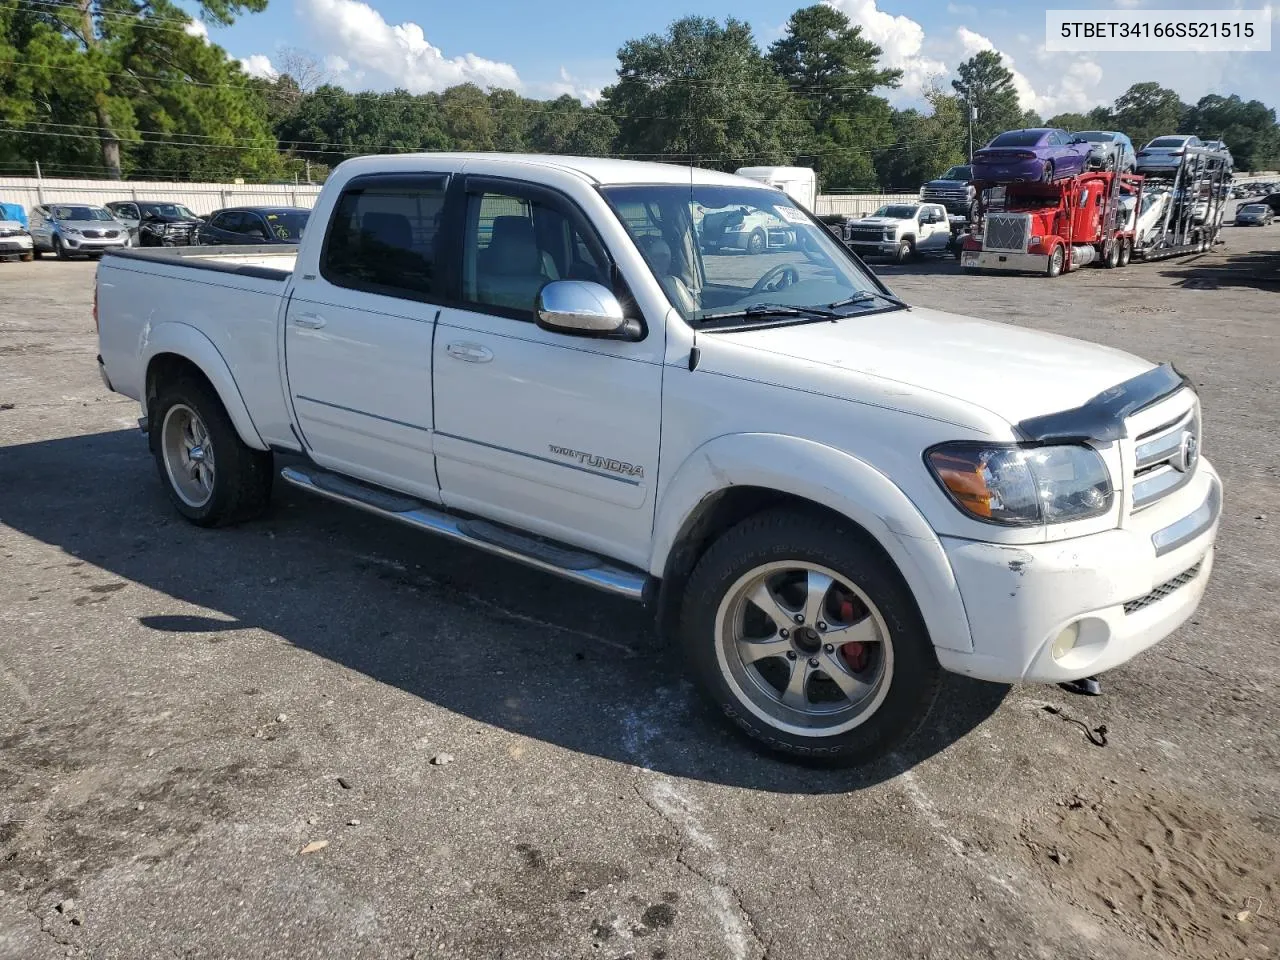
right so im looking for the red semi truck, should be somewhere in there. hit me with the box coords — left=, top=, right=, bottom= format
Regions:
left=960, top=171, right=1143, bottom=277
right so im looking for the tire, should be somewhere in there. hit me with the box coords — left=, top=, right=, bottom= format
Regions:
left=679, top=507, right=941, bottom=766
left=1046, top=244, right=1065, bottom=277
left=150, top=375, right=273, bottom=527
left=1117, top=239, right=1131, bottom=267
left=32, top=246, right=42, bottom=260
left=20, top=252, right=32, bottom=263
left=1042, top=160, right=1055, bottom=183
left=747, top=229, right=766, bottom=255
left=893, top=239, right=914, bottom=263
left=53, top=237, right=69, bottom=261
left=1103, top=240, right=1120, bottom=268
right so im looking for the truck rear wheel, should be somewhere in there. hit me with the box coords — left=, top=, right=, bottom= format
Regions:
left=151, top=376, right=273, bottom=527
left=1117, top=239, right=1132, bottom=267
left=680, top=508, right=940, bottom=766
left=1103, top=241, right=1120, bottom=268
left=747, top=229, right=766, bottom=255
left=1046, top=245, right=1065, bottom=277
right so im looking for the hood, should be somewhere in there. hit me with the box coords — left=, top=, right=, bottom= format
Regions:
left=57, top=220, right=124, bottom=230
left=711, top=305, right=1153, bottom=425
left=850, top=217, right=905, bottom=227
left=924, top=178, right=967, bottom=189
left=142, top=214, right=202, bottom=224
left=0, top=219, right=25, bottom=231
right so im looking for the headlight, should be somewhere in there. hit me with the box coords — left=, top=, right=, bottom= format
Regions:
left=883, top=229, right=895, bottom=240
left=63, top=227, right=80, bottom=235
left=926, top=443, right=1113, bottom=525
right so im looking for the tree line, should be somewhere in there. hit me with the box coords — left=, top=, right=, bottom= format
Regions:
left=2, top=0, right=1279, bottom=189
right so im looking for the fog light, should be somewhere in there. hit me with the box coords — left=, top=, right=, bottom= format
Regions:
left=1050, top=623, right=1080, bottom=662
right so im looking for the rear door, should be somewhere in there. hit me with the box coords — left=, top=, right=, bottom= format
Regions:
left=431, top=176, right=663, bottom=563
left=283, top=173, right=448, bottom=500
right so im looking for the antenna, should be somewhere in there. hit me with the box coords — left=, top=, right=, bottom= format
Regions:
left=688, top=151, right=700, bottom=372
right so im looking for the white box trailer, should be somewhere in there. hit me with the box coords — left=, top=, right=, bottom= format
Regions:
left=734, top=166, right=817, bottom=212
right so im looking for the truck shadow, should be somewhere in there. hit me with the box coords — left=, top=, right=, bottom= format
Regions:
left=1159, top=241, right=1280, bottom=291
left=0, top=429, right=1007, bottom=795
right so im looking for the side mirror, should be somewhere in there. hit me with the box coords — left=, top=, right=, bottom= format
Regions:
left=536, top=280, right=639, bottom=340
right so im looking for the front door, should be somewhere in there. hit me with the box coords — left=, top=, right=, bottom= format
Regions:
left=283, top=173, right=449, bottom=501
left=432, top=176, right=663, bottom=566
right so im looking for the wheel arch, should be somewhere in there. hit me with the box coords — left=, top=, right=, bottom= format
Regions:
left=650, top=434, right=973, bottom=655
left=143, top=324, right=267, bottom=452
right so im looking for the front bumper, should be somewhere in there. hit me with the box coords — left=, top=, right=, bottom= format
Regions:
left=848, top=240, right=900, bottom=256
left=961, top=249, right=1047, bottom=272
left=0, top=235, right=32, bottom=259
left=62, top=235, right=128, bottom=251
left=935, top=463, right=1221, bottom=684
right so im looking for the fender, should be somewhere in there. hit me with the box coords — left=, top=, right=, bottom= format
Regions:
left=141, top=321, right=268, bottom=451
left=650, top=433, right=973, bottom=654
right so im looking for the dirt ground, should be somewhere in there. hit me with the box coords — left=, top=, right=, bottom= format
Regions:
left=1, top=220, right=1278, bottom=960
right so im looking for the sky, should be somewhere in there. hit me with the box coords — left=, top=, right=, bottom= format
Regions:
left=192, top=0, right=1279, bottom=116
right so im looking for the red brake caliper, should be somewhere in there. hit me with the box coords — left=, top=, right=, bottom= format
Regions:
left=837, top=597, right=869, bottom=672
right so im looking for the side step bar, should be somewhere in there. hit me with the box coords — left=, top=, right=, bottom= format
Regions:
left=279, top=466, right=648, bottom=601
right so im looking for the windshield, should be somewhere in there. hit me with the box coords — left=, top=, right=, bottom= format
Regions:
left=988, top=130, right=1045, bottom=147
left=261, top=210, right=308, bottom=240
left=52, top=206, right=113, bottom=221
left=941, top=166, right=972, bottom=180
left=601, top=184, right=888, bottom=325
left=1148, top=137, right=1186, bottom=148
left=140, top=203, right=199, bottom=219
left=872, top=205, right=920, bottom=219
left=1241, top=204, right=1267, bottom=213
left=1077, top=131, right=1114, bottom=142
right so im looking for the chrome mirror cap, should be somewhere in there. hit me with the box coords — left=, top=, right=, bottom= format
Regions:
left=535, top=280, right=629, bottom=337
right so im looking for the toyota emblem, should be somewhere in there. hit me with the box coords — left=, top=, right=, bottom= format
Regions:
left=1173, top=431, right=1199, bottom=473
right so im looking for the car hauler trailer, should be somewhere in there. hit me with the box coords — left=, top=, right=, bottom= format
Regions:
left=1130, top=145, right=1231, bottom=261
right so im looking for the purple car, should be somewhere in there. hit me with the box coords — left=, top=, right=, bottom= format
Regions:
left=971, top=128, right=1090, bottom=184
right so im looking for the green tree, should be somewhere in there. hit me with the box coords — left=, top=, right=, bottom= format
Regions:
left=525, top=95, right=617, bottom=156
left=952, top=50, right=1024, bottom=150
left=1046, top=112, right=1090, bottom=132
left=0, top=0, right=278, bottom=179
left=876, top=86, right=966, bottom=187
left=599, top=16, right=806, bottom=168
left=1112, top=82, right=1186, bottom=149
left=767, top=4, right=899, bottom=189
left=276, top=85, right=449, bottom=166
left=1180, top=93, right=1280, bottom=171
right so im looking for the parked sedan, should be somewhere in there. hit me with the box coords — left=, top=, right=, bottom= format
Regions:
left=29, top=204, right=129, bottom=259
left=1234, top=203, right=1273, bottom=226
left=1072, top=131, right=1136, bottom=172
left=105, top=200, right=203, bottom=246
left=0, top=218, right=33, bottom=261
left=1135, top=135, right=1203, bottom=175
left=971, top=128, right=1090, bottom=184
left=196, top=207, right=309, bottom=245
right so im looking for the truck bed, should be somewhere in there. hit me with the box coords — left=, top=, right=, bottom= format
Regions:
left=103, top=244, right=298, bottom=279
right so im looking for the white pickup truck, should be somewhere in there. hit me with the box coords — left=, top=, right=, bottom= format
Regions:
left=844, top=202, right=954, bottom=262
left=96, top=153, right=1221, bottom=765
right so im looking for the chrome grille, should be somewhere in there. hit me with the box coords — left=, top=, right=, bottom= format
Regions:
left=1131, top=410, right=1199, bottom=510
left=1123, top=562, right=1201, bottom=614
left=984, top=213, right=1029, bottom=251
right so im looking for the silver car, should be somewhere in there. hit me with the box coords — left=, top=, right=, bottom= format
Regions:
left=1073, top=131, right=1136, bottom=172
left=1135, top=135, right=1203, bottom=175
left=30, top=204, right=131, bottom=260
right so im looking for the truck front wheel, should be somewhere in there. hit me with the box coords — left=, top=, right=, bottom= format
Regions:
left=680, top=508, right=940, bottom=766
left=151, top=376, right=273, bottom=527
left=1046, top=245, right=1065, bottom=277
left=747, top=229, right=766, bottom=255
left=893, top=239, right=914, bottom=263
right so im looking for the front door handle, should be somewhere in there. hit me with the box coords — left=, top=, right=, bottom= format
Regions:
left=293, top=312, right=326, bottom=329
left=446, top=342, right=493, bottom=363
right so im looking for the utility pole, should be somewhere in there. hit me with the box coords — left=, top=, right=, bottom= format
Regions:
left=966, top=85, right=977, bottom=161
left=305, top=159, right=312, bottom=185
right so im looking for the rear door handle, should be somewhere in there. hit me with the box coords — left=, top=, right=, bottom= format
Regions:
left=446, top=342, right=493, bottom=363
left=293, top=312, right=326, bottom=329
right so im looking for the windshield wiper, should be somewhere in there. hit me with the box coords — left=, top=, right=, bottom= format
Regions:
left=827, top=290, right=908, bottom=310
left=696, top=303, right=840, bottom=324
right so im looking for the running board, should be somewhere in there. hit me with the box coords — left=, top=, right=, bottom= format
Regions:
left=279, top=466, right=647, bottom=601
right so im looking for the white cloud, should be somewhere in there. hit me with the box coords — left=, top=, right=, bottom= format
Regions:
left=239, top=54, right=279, bottom=79
left=826, top=0, right=948, bottom=101
left=945, top=3, right=976, bottom=14
left=954, top=27, right=1105, bottom=117
left=323, top=54, right=350, bottom=73
left=537, top=67, right=603, bottom=105
left=183, top=18, right=209, bottom=41
left=297, top=0, right=520, bottom=93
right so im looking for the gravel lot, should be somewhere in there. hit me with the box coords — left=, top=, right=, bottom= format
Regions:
left=2, top=223, right=1278, bottom=960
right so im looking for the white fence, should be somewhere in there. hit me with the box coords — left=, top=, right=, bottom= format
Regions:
left=0, top=176, right=322, bottom=215
left=814, top=193, right=920, bottom=215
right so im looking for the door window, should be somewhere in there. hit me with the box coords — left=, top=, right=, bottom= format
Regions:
left=461, top=189, right=609, bottom=317
left=322, top=177, right=446, bottom=300
left=215, top=212, right=244, bottom=233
